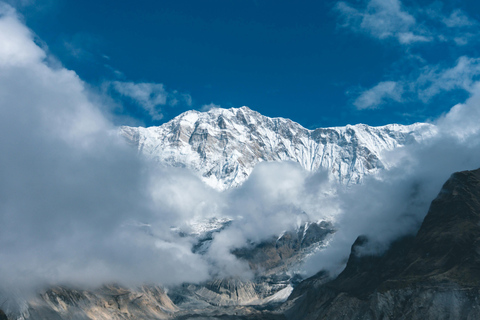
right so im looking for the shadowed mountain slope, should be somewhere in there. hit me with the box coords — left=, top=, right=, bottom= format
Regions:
left=282, top=168, right=480, bottom=320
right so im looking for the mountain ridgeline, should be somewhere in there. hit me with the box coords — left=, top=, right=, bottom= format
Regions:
left=120, top=107, right=435, bottom=190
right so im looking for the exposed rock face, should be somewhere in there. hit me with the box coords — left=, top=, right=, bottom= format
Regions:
left=23, top=285, right=177, bottom=320
left=282, top=168, right=480, bottom=320
left=120, top=107, right=435, bottom=190
left=233, top=221, right=335, bottom=275
left=169, top=222, right=335, bottom=310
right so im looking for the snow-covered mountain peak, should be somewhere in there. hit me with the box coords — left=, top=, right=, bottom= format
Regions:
left=120, top=107, right=436, bottom=190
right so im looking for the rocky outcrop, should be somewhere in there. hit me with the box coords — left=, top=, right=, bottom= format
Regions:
left=120, top=107, right=435, bottom=190
left=282, top=168, right=480, bottom=320
left=24, top=285, right=177, bottom=320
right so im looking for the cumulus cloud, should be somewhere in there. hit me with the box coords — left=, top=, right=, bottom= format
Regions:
left=436, top=82, right=480, bottom=139
left=110, top=81, right=192, bottom=120
left=353, top=81, right=403, bottom=110
left=0, top=3, right=45, bottom=65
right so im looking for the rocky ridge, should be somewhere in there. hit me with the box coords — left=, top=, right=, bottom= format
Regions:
left=11, top=285, right=176, bottom=320
left=120, top=106, right=436, bottom=190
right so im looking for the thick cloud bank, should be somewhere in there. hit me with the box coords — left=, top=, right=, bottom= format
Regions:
left=0, top=4, right=212, bottom=294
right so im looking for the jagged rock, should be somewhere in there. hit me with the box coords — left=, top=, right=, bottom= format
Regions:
left=120, top=107, right=435, bottom=190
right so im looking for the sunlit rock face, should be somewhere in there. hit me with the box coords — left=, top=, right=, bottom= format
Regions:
left=120, top=106, right=435, bottom=190
left=21, top=285, right=177, bottom=320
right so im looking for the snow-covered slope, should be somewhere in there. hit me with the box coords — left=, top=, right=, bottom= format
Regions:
left=120, top=106, right=436, bottom=190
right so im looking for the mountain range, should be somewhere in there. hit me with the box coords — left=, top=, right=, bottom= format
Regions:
left=120, top=107, right=436, bottom=190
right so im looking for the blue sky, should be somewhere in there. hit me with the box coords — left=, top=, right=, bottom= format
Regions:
left=8, top=0, right=480, bottom=128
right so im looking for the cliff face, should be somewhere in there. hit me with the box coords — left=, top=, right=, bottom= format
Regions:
left=282, top=168, right=480, bottom=320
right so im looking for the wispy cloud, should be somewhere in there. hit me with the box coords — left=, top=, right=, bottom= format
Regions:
left=61, top=32, right=102, bottom=61
left=442, top=9, right=478, bottom=28
left=200, top=102, right=221, bottom=112
left=335, top=0, right=430, bottom=45
left=353, top=57, right=480, bottom=110
left=110, top=81, right=192, bottom=120
left=416, top=56, right=480, bottom=102
left=335, top=0, right=479, bottom=46
left=353, top=81, right=403, bottom=110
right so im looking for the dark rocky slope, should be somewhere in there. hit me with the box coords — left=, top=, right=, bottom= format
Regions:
left=282, top=168, right=480, bottom=320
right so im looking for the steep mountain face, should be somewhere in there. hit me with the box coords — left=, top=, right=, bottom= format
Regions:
left=120, top=107, right=435, bottom=190
left=282, top=168, right=480, bottom=320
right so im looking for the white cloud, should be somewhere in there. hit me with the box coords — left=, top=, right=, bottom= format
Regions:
left=335, top=0, right=430, bottom=44
left=354, top=57, right=480, bottom=110
left=335, top=0, right=479, bottom=46
left=397, top=32, right=431, bottom=44
left=442, top=9, right=477, bottom=28
left=0, top=4, right=213, bottom=299
left=416, top=56, right=480, bottom=102
left=201, top=102, right=221, bottom=112
left=111, top=81, right=192, bottom=120
left=436, top=82, right=480, bottom=139
left=0, top=3, right=45, bottom=65
left=353, top=81, right=403, bottom=110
